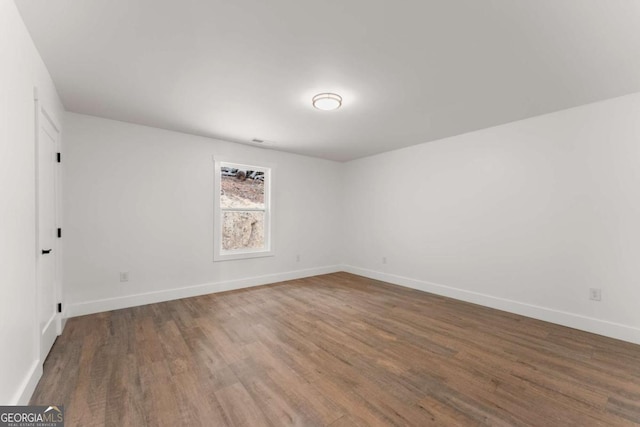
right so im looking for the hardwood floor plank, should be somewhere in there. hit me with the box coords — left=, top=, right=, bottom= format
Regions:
left=215, top=382, right=270, bottom=427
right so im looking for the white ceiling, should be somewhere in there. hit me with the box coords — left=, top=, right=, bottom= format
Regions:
left=16, top=0, right=640, bottom=161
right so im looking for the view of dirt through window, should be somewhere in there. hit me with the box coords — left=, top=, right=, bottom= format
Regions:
left=220, top=167, right=265, bottom=251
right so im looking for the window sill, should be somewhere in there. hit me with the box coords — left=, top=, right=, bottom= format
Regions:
left=213, top=250, right=275, bottom=262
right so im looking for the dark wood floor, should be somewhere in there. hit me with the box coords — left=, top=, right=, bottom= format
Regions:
left=32, top=273, right=640, bottom=426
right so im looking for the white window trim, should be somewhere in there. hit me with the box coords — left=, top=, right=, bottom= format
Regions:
left=213, top=157, right=275, bottom=262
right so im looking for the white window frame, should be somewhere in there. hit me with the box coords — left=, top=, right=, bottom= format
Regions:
left=213, top=158, right=274, bottom=261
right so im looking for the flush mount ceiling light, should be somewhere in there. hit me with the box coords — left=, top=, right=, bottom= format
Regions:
left=312, top=93, right=342, bottom=111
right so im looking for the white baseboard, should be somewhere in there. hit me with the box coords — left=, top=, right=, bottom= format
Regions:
left=64, top=264, right=640, bottom=345
left=66, top=265, right=341, bottom=318
left=12, top=359, right=42, bottom=405
left=341, top=265, right=640, bottom=345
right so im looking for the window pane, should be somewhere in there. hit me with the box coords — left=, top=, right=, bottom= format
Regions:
left=222, top=211, right=265, bottom=251
left=220, top=166, right=265, bottom=209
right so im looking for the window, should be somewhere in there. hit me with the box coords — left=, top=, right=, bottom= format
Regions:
left=213, top=159, right=273, bottom=261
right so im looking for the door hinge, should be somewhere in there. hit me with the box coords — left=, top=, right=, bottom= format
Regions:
left=56, top=152, right=61, bottom=163
left=57, top=228, right=62, bottom=238
left=57, top=303, right=62, bottom=313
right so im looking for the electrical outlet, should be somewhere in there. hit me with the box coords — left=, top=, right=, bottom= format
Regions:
left=382, top=257, right=387, bottom=264
left=120, top=272, right=129, bottom=282
left=589, top=288, right=601, bottom=301
left=296, top=254, right=301, bottom=262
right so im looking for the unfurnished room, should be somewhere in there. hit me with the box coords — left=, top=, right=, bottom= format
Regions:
left=1, top=0, right=640, bottom=425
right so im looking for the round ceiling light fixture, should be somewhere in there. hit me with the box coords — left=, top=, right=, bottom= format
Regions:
left=312, top=93, right=342, bottom=111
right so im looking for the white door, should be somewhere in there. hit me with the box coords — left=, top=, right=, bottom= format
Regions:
left=36, top=104, right=59, bottom=363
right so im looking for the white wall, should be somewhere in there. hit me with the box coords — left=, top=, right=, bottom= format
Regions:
left=62, top=113, right=343, bottom=315
left=342, top=92, right=640, bottom=344
left=0, top=0, right=64, bottom=405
